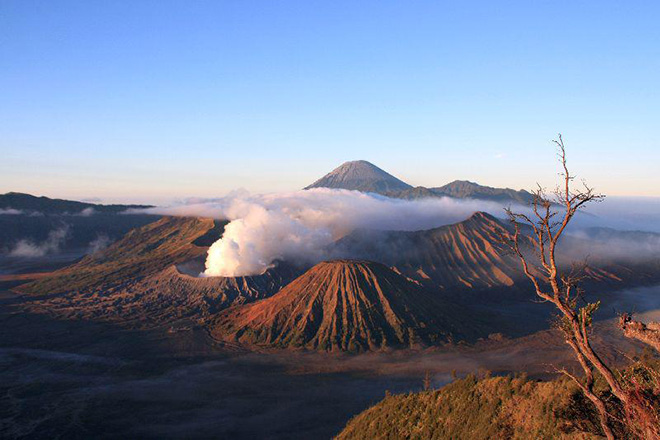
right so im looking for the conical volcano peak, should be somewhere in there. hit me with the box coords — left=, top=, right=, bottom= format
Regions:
left=325, top=160, right=394, bottom=178
left=305, top=160, right=412, bottom=194
left=211, top=259, right=475, bottom=352
left=468, top=211, right=501, bottom=223
left=310, top=258, right=392, bottom=272
left=454, top=212, right=514, bottom=239
left=298, top=259, right=420, bottom=288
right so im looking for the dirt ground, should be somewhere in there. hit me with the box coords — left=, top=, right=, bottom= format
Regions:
left=1, top=255, right=659, bottom=439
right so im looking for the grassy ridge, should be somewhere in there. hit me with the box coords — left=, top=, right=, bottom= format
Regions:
left=336, top=374, right=598, bottom=440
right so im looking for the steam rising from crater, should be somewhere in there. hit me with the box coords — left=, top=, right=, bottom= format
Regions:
left=137, top=190, right=660, bottom=278
left=145, top=189, right=508, bottom=277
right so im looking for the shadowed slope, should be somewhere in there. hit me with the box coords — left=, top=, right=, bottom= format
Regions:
left=122, top=261, right=300, bottom=324
left=385, top=181, right=535, bottom=204
left=384, top=186, right=440, bottom=200
left=0, top=191, right=152, bottom=214
left=431, top=180, right=535, bottom=204
left=16, top=217, right=301, bottom=327
left=212, top=260, right=477, bottom=352
left=24, top=263, right=301, bottom=327
left=17, top=216, right=216, bottom=296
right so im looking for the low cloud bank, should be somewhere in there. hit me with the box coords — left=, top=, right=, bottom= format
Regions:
left=141, top=189, right=511, bottom=277
left=564, top=228, right=660, bottom=264
left=0, top=207, right=99, bottom=217
left=0, top=208, right=24, bottom=215
left=88, top=234, right=112, bottom=254
left=135, top=190, right=660, bottom=278
left=578, top=196, right=660, bottom=233
left=9, top=225, right=70, bottom=257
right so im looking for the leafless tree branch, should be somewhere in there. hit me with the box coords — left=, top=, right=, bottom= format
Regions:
left=502, top=134, right=659, bottom=439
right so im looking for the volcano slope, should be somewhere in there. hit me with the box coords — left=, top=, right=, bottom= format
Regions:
left=334, top=212, right=524, bottom=290
left=16, top=216, right=301, bottom=327
left=18, top=216, right=214, bottom=295
left=304, top=160, right=412, bottom=194
left=334, top=211, right=660, bottom=293
left=212, top=260, right=484, bottom=353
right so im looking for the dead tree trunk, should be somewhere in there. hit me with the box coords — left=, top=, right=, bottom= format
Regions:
left=503, top=134, right=659, bottom=439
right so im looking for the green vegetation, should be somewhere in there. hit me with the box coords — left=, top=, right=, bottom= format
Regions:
left=337, top=356, right=660, bottom=439
left=336, top=374, right=596, bottom=439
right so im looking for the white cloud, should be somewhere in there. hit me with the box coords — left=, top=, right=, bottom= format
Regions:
left=140, top=188, right=510, bottom=277
left=9, top=225, right=70, bottom=257
left=0, top=208, right=23, bottom=215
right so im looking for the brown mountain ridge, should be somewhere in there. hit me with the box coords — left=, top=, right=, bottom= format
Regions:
left=15, top=212, right=658, bottom=344
left=211, top=260, right=482, bottom=352
left=334, top=211, right=656, bottom=293
left=334, top=212, right=523, bottom=290
left=16, top=216, right=301, bottom=327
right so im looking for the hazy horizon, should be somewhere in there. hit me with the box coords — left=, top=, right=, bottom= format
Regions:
left=3, top=4, right=660, bottom=439
left=2, top=1, right=659, bottom=201
left=4, top=158, right=660, bottom=206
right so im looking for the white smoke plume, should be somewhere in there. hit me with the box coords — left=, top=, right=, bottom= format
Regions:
left=88, top=234, right=112, bottom=254
left=9, top=225, right=70, bottom=257
left=79, top=207, right=96, bottom=217
left=142, top=189, right=511, bottom=277
left=132, top=190, right=660, bottom=277
left=0, top=208, right=23, bottom=215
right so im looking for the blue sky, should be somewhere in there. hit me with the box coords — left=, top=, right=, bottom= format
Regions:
left=1, top=1, right=659, bottom=203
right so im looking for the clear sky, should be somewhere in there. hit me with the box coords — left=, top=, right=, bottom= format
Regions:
left=1, top=1, right=659, bottom=203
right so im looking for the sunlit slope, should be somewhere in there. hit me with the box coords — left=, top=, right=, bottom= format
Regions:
left=305, top=160, right=412, bottom=194
left=212, top=260, right=480, bottom=352
left=336, top=212, right=522, bottom=290
left=16, top=216, right=300, bottom=327
left=396, top=212, right=521, bottom=288
left=336, top=374, right=596, bottom=439
left=336, top=211, right=657, bottom=292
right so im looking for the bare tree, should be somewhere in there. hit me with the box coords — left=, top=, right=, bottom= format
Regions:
left=504, top=135, right=659, bottom=439
left=423, top=370, right=432, bottom=391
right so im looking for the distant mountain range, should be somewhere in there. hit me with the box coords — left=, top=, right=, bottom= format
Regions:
left=0, top=192, right=151, bottom=215
left=305, top=160, right=535, bottom=205
left=429, top=180, right=535, bottom=205
left=0, top=192, right=158, bottom=254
